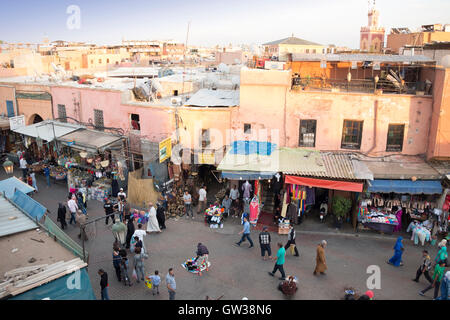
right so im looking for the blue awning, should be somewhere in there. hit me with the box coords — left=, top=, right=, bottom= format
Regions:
left=367, top=180, right=442, bottom=195
left=221, top=171, right=276, bottom=180
left=11, top=190, right=47, bottom=220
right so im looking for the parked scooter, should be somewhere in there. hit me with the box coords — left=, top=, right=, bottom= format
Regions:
left=319, top=198, right=328, bottom=223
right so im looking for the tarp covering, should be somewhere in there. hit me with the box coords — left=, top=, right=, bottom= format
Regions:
left=11, top=190, right=47, bottom=220
left=285, top=175, right=363, bottom=192
left=0, top=177, right=34, bottom=199
left=221, top=171, right=276, bottom=180
left=230, top=141, right=277, bottom=156
left=10, top=268, right=96, bottom=300
left=367, top=180, right=443, bottom=195
left=58, top=129, right=124, bottom=153
left=12, top=120, right=83, bottom=142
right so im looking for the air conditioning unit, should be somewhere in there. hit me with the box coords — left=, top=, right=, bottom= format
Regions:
left=171, top=97, right=182, bottom=106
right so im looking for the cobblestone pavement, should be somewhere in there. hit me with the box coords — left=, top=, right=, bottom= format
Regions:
left=10, top=170, right=445, bottom=300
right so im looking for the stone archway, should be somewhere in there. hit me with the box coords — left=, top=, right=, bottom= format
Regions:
left=29, top=114, right=44, bottom=125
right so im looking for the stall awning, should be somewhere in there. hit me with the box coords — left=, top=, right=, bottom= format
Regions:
left=0, top=177, right=34, bottom=198
left=12, top=120, right=84, bottom=142
left=221, top=171, right=276, bottom=180
left=367, top=180, right=443, bottom=195
left=285, top=175, right=363, bottom=192
left=58, top=129, right=124, bottom=153
left=11, top=190, right=47, bottom=221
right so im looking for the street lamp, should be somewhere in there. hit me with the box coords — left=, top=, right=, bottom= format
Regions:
left=347, top=72, right=352, bottom=92
left=3, top=158, right=14, bottom=175
left=374, top=75, right=379, bottom=93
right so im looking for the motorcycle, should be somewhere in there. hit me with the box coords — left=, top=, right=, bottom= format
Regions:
left=319, top=199, right=328, bottom=223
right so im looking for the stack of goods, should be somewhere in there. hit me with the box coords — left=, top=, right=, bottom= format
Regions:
left=181, top=257, right=210, bottom=274
left=68, top=168, right=93, bottom=189
left=29, top=162, right=44, bottom=172
left=167, top=187, right=186, bottom=218
left=278, top=219, right=290, bottom=235
left=406, top=221, right=432, bottom=246
left=50, top=166, right=67, bottom=180
left=205, top=206, right=224, bottom=228
left=215, top=188, right=226, bottom=203
left=131, top=210, right=149, bottom=225
left=363, top=211, right=398, bottom=225
left=90, top=177, right=112, bottom=201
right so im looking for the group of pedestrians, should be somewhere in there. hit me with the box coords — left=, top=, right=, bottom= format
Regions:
left=387, top=236, right=449, bottom=300
left=235, top=217, right=327, bottom=286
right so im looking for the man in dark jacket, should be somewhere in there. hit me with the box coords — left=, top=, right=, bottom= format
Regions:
left=156, top=202, right=166, bottom=230
left=259, top=226, right=272, bottom=260
left=104, top=198, right=115, bottom=225
left=125, top=218, right=135, bottom=249
left=123, top=200, right=131, bottom=221
left=98, top=269, right=110, bottom=300
left=57, top=203, right=67, bottom=230
left=284, top=225, right=299, bottom=257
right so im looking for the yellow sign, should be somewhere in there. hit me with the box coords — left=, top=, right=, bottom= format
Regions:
left=198, top=152, right=215, bottom=165
left=159, top=138, right=172, bottom=163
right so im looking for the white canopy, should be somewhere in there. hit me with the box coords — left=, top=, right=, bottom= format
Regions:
left=12, top=120, right=84, bottom=142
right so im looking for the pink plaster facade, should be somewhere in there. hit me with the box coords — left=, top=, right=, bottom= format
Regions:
left=239, top=68, right=434, bottom=157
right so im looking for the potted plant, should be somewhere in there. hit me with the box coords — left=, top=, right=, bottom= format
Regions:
left=332, top=196, right=352, bottom=229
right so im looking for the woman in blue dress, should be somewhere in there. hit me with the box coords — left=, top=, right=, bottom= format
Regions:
left=387, top=236, right=404, bottom=267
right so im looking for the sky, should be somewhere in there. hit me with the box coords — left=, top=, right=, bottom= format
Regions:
left=1, top=0, right=450, bottom=48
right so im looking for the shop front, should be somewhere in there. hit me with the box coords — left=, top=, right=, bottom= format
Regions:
left=57, top=128, right=127, bottom=202
left=358, top=179, right=443, bottom=238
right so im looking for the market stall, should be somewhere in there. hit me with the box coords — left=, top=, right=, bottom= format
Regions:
left=204, top=205, right=224, bottom=229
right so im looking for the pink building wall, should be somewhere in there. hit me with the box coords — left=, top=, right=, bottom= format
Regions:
left=239, top=68, right=434, bottom=156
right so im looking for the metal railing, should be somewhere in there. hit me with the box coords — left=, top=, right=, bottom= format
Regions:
left=291, top=77, right=432, bottom=95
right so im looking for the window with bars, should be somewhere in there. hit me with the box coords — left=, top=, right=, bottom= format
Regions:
left=386, top=124, right=405, bottom=152
left=341, top=120, right=363, bottom=150
left=244, top=123, right=251, bottom=134
left=57, top=104, right=67, bottom=122
left=94, top=109, right=104, bottom=131
left=200, top=129, right=210, bottom=148
left=299, top=120, right=317, bottom=147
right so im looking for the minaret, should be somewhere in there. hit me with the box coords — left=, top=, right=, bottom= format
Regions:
left=360, top=0, right=385, bottom=52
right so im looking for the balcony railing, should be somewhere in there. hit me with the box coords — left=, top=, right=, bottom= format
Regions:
left=291, top=77, right=432, bottom=95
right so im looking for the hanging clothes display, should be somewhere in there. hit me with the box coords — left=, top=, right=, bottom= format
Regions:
left=249, top=196, right=260, bottom=225
left=281, top=192, right=288, bottom=218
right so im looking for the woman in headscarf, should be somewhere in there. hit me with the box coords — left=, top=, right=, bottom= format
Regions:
left=435, top=245, right=448, bottom=266
left=387, top=236, right=404, bottom=267
left=314, top=240, right=328, bottom=275
left=57, top=203, right=67, bottom=230
left=393, top=206, right=402, bottom=233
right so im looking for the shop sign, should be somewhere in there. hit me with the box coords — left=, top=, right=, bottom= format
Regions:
left=198, top=152, right=215, bottom=165
left=9, top=115, right=25, bottom=131
left=159, top=138, right=172, bottom=163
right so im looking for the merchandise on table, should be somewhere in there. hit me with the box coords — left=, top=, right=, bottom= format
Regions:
left=363, top=210, right=399, bottom=225
left=50, top=166, right=67, bottom=180
left=278, top=219, right=290, bottom=235
left=204, top=205, right=224, bottom=228
left=406, top=221, right=432, bottom=246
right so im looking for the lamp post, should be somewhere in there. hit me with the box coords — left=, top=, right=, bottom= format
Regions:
left=347, top=72, right=352, bottom=92
left=3, top=158, right=14, bottom=175
left=374, top=75, right=379, bottom=94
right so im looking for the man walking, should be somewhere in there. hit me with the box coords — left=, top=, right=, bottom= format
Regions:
left=125, top=217, right=135, bottom=249
left=235, top=216, right=254, bottom=248
left=284, top=225, right=299, bottom=257
left=259, top=226, right=272, bottom=261
left=314, top=240, right=328, bottom=276
left=268, top=242, right=286, bottom=280
left=419, top=261, right=446, bottom=299
left=198, top=186, right=207, bottom=214
left=156, top=202, right=166, bottom=230
left=19, top=156, right=28, bottom=179
left=98, top=269, right=110, bottom=300
left=183, top=190, right=194, bottom=219
left=75, top=210, right=88, bottom=241
left=104, top=198, right=115, bottom=225
left=67, top=195, right=78, bottom=225
left=166, top=268, right=177, bottom=300
left=435, top=271, right=450, bottom=300
left=412, top=250, right=433, bottom=283
left=123, top=199, right=131, bottom=221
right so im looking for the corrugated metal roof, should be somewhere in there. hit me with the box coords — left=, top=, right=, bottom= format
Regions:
left=278, top=148, right=326, bottom=176
left=263, top=37, right=322, bottom=46
left=0, top=177, right=34, bottom=199
left=291, top=53, right=434, bottom=63
left=185, top=89, right=239, bottom=107
left=360, top=158, right=441, bottom=180
left=58, top=129, right=124, bottom=152
left=12, top=120, right=84, bottom=142
left=0, top=195, right=37, bottom=237
left=321, top=153, right=356, bottom=179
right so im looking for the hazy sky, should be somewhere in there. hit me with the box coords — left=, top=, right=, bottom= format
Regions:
left=1, top=0, right=449, bottom=48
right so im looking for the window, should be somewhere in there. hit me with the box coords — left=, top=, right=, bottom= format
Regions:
left=306, top=49, right=310, bottom=53
left=91, top=60, right=94, bottom=65
left=299, top=120, right=317, bottom=147
left=386, top=124, right=405, bottom=152
left=130, top=114, right=140, bottom=131
left=244, top=123, right=251, bottom=134
left=200, top=129, right=210, bottom=148
left=341, top=120, right=363, bottom=149
left=173, top=90, right=178, bottom=96
left=107, top=58, right=110, bottom=64
left=6, top=100, right=14, bottom=118
left=312, top=49, right=316, bottom=54
left=98, top=59, right=102, bottom=64
left=58, top=104, right=67, bottom=122
left=94, top=109, right=104, bottom=130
